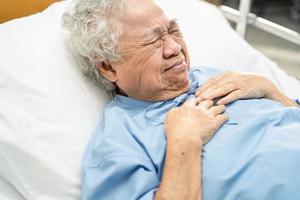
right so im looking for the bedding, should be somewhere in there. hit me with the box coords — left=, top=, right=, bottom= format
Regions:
left=0, top=0, right=299, bottom=199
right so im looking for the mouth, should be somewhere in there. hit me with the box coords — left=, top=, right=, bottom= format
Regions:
left=164, top=58, right=187, bottom=72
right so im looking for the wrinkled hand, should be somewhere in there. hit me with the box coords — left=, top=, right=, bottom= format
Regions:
left=164, top=99, right=228, bottom=145
left=195, top=71, right=277, bottom=105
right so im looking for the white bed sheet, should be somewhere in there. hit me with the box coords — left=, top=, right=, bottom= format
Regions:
left=0, top=0, right=299, bottom=199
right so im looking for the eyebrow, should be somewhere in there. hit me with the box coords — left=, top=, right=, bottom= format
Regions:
left=169, top=19, right=178, bottom=29
left=142, top=18, right=178, bottom=38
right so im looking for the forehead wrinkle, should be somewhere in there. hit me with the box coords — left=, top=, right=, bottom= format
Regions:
left=142, top=18, right=178, bottom=38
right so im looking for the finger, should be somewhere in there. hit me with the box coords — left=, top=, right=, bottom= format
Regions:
left=196, top=75, right=224, bottom=96
left=216, top=113, right=229, bottom=125
left=208, top=105, right=225, bottom=116
left=196, top=71, right=236, bottom=97
left=198, top=82, right=237, bottom=101
left=216, top=90, right=243, bottom=105
left=183, top=98, right=197, bottom=107
left=195, top=72, right=230, bottom=96
left=197, top=100, right=214, bottom=109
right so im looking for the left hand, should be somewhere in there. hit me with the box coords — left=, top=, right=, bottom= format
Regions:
left=195, top=71, right=277, bottom=105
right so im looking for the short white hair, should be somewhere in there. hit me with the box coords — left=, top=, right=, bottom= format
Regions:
left=62, top=0, right=127, bottom=97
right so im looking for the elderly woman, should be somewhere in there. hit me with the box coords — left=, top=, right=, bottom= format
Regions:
left=63, top=0, right=300, bottom=199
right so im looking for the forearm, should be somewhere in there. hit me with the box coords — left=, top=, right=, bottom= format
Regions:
left=266, top=88, right=300, bottom=108
left=154, top=139, right=202, bottom=200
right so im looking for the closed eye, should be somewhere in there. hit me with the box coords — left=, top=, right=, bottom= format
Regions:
left=169, top=29, right=181, bottom=36
left=143, top=36, right=162, bottom=46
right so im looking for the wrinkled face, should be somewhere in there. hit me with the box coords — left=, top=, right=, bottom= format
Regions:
left=102, top=0, right=190, bottom=101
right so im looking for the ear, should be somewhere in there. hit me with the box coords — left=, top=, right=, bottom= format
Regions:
left=96, top=61, right=118, bottom=82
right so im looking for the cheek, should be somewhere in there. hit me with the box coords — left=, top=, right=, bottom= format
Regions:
left=133, top=48, right=161, bottom=76
left=139, top=49, right=164, bottom=87
left=120, top=47, right=163, bottom=92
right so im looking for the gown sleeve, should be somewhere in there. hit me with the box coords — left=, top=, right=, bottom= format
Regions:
left=82, top=154, right=160, bottom=200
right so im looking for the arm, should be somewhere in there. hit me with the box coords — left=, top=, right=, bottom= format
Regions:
left=196, top=71, right=300, bottom=108
left=81, top=100, right=227, bottom=200
left=154, top=139, right=202, bottom=200
left=265, top=87, right=300, bottom=108
left=154, top=99, right=228, bottom=200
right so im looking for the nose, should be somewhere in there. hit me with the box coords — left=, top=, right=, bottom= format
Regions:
left=163, top=36, right=182, bottom=59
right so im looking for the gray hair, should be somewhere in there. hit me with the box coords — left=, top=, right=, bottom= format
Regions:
left=62, top=0, right=127, bottom=98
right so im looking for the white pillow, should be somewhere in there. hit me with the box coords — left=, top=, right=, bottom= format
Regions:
left=0, top=0, right=299, bottom=199
left=0, top=2, right=107, bottom=199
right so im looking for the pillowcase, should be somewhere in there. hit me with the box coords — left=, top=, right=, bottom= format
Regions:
left=0, top=1, right=107, bottom=199
left=0, top=0, right=299, bottom=199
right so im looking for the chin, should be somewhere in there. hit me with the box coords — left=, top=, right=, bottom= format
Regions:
left=157, top=79, right=190, bottom=101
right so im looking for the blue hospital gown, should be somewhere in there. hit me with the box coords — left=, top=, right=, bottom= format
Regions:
left=81, top=67, right=300, bottom=200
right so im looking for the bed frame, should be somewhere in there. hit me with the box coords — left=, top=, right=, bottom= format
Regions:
left=218, top=0, right=300, bottom=46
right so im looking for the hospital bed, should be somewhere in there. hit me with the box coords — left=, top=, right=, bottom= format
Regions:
left=0, top=0, right=299, bottom=199
left=220, top=0, right=300, bottom=45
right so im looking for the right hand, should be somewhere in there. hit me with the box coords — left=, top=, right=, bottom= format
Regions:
left=164, top=99, right=228, bottom=145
